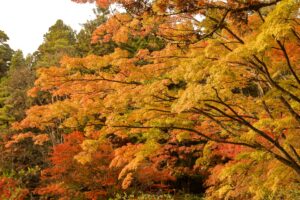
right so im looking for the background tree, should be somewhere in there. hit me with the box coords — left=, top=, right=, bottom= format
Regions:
left=0, top=50, right=35, bottom=131
left=34, top=131, right=119, bottom=199
left=0, top=30, right=13, bottom=77
left=76, top=7, right=116, bottom=57
left=34, top=19, right=77, bottom=68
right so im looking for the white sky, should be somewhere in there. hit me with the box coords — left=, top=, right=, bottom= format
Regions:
left=0, top=0, right=96, bottom=55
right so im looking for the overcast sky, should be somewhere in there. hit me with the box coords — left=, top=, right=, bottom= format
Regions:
left=0, top=0, right=96, bottom=55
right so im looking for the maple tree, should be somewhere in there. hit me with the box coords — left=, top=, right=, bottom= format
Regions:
left=0, top=177, right=28, bottom=200
left=68, top=0, right=300, bottom=197
left=1, top=0, right=300, bottom=199
left=34, top=131, right=119, bottom=199
left=0, top=132, right=50, bottom=199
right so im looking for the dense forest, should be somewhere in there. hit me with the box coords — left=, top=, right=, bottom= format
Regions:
left=0, top=0, right=300, bottom=199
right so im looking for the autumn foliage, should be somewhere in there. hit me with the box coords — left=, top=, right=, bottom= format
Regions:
left=0, top=0, right=300, bottom=199
left=34, top=131, right=119, bottom=199
left=0, top=177, right=28, bottom=200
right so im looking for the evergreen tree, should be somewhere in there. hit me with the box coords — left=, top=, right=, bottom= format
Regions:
left=76, top=7, right=115, bottom=57
left=34, top=19, right=77, bottom=67
left=0, top=50, right=34, bottom=130
left=0, top=30, right=13, bottom=77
